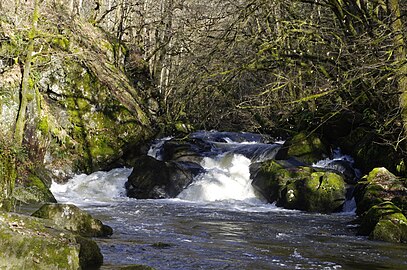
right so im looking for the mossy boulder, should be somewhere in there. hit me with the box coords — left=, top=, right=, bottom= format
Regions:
left=279, top=171, right=346, bottom=213
left=277, top=132, right=328, bottom=164
left=358, top=202, right=407, bottom=243
left=251, top=159, right=346, bottom=213
left=354, top=167, right=407, bottom=216
left=251, top=159, right=311, bottom=203
left=32, top=203, right=113, bottom=237
left=13, top=173, right=56, bottom=205
left=0, top=211, right=102, bottom=269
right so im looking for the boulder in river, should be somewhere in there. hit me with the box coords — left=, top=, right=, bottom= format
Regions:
left=358, top=201, right=407, bottom=243
left=276, top=132, right=329, bottom=165
left=32, top=203, right=113, bottom=237
left=354, top=167, right=407, bottom=216
left=125, top=155, right=204, bottom=199
left=0, top=211, right=102, bottom=269
left=251, top=159, right=347, bottom=213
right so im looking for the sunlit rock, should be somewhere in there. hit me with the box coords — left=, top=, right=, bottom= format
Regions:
left=251, top=159, right=347, bottom=213
left=354, top=167, right=407, bottom=216
left=358, top=201, right=407, bottom=243
left=0, top=212, right=102, bottom=269
left=32, top=203, right=113, bottom=237
left=276, top=132, right=329, bottom=165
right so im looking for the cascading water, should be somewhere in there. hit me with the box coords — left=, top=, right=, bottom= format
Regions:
left=50, top=168, right=132, bottom=206
left=48, top=131, right=407, bottom=270
left=177, top=153, right=259, bottom=202
left=152, top=131, right=282, bottom=203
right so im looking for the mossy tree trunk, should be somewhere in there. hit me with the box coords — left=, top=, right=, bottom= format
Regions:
left=14, top=0, right=39, bottom=147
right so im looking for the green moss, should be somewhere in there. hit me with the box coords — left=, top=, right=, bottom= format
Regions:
left=287, top=132, right=327, bottom=164
left=0, top=212, right=81, bottom=269
left=32, top=203, right=113, bottom=237
left=252, top=160, right=312, bottom=203
left=38, top=116, right=49, bottom=133
left=0, top=145, right=17, bottom=211
left=12, top=173, right=56, bottom=204
left=358, top=201, right=407, bottom=243
left=51, top=36, right=70, bottom=51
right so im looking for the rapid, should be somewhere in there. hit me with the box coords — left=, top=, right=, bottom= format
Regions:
left=50, top=131, right=407, bottom=269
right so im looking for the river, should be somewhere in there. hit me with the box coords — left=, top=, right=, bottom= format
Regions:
left=50, top=132, right=407, bottom=269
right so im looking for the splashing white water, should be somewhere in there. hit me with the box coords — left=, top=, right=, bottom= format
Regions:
left=50, top=168, right=132, bottom=206
left=177, top=153, right=262, bottom=202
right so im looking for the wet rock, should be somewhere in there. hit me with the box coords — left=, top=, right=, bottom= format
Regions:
left=251, top=159, right=312, bottom=203
left=161, top=138, right=211, bottom=163
left=320, top=159, right=359, bottom=185
left=278, top=170, right=346, bottom=213
left=75, top=235, right=104, bottom=269
left=354, top=167, right=407, bottom=216
left=125, top=155, right=203, bottom=199
left=358, top=201, right=407, bottom=243
left=276, top=132, right=329, bottom=164
left=32, top=203, right=113, bottom=237
left=251, top=159, right=346, bottom=213
left=0, top=212, right=102, bottom=269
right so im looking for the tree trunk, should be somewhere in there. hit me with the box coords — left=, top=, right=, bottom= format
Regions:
left=14, top=0, right=39, bottom=146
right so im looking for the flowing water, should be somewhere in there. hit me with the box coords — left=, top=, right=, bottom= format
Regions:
left=50, top=132, right=407, bottom=269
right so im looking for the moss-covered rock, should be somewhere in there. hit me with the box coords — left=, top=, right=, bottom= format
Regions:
left=0, top=211, right=103, bottom=269
left=13, top=173, right=56, bottom=205
left=251, top=159, right=312, bottom=203
left=75, top=235, right=103, bottom=269
left=32, top=203, right=113, bottom=237
left=279, top=171, right=346, bottom=213
left=358, top=202, right=407, bottom=243
left=1, top=4, right=155, bottom=182
left=278, top=132, right=328, bottom=164
left=251, top=159, right=346, bottom=213
left=354, top=167, right=407, bottom=216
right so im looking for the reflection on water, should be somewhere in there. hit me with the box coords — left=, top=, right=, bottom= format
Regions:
left=81, top=199, right=407, bottom=270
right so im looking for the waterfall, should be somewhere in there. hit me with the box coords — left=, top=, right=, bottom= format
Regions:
left=50, top=168, right=132, bottom=205
left=177, top=153, right=261, bottom=202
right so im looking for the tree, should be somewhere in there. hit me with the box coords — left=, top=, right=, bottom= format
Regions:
left=14, top=0, right=40, bottom=146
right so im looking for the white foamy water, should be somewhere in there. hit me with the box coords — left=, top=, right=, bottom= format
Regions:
left=50, top=168, right=132, bottom=206
left=177, top=153, right=262, bottom=202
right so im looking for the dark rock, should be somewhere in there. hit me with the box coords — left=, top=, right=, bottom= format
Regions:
left=125, top=155, right=203, bottom=199
left=125, top=156, right=170, bottom=199
left=161, top=138, right=211, bottom=163
left=75, top=235, right=104, bottom=269
left=32, top=203, right=113, bottom=237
